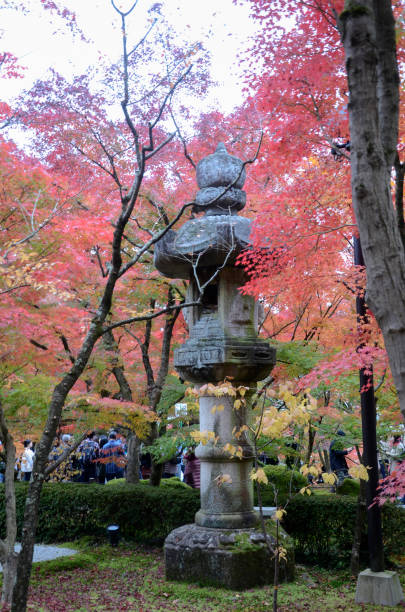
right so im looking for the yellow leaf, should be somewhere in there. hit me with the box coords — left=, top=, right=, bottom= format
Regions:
left=348, top=464, right=369, bottom=481
left=224, top=443, right=236, bottom=456
left=300, top=464, right=309, bottom=476
left=322, top=472, right=337, bottom=485
left=250, top=467, right=268, bottom=484
left=214, top=473, right=233, bottom=486
left=273, top=508, right=286, bottom=521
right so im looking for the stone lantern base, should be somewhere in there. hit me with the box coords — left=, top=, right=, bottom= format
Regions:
left=164, top=523, right=295, bottom=590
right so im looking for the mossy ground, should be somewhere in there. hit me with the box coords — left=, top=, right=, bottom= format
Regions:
left=1, top=540, right=402, bottom=611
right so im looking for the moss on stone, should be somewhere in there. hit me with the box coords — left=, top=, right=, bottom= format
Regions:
left=340, top=1, right=371, bottom=21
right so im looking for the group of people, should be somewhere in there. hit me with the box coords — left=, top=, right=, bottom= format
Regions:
left=6, top=429, right=402, bottom=492
left=2, top=432, right=202, bottom=488
left=4, top=431, right=127, bottom=484
left=49, top=431, right=126, bottom=483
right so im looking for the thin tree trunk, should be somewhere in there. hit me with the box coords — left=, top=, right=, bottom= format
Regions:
left=273, top=519, right=280, bottom=612
left=11, top=145, right=140, bottom=608
left=102, top=330, right=140, bottom=484
left=305, top=422, right=316, bottom=465
left=136, top=288, right=181, bottom=488
left=318, top=447, right=331, bottom=473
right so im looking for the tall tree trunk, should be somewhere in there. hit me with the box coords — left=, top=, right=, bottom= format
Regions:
left=12, top=191, right=131, bottom=609
left=339, top=2, right=405, bottom=420
left=354, top=237, right=384, bottom=572
left=11, top=322, right=104, bottom=611
left=0, top=403, right=18, bottom=605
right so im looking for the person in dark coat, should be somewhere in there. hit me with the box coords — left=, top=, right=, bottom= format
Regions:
left=329, top=430, right=351, bottom=486
left=183, top=449, right=200, bottom=489
left=102, top=432, right=126, bottom=482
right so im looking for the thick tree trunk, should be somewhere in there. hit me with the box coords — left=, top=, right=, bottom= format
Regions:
left=339, top=1, right=405, bottom=420
left=350, top=478, right=367, bottom=575
left=2, top=552, right=18, bottom=605
left=150, top=457, right=164, bottom=486
left=0, top=404, right=18, bottom=605
left=126, top=433, right=140, bottom=483
left=355, top=237, right=384, bottom=572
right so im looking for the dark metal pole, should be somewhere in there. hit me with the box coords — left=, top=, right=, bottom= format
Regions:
left=353, top=235, right=384, bottom=572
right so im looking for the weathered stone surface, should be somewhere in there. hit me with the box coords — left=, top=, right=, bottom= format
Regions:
left=196, top=143, right=246, bottom=189
left=195, top=394, right=256, bottom=529
left=155, top=142, right=282, bottom=590
left=355, top=569, right=404, bottom=606
left=174, top=267, right=276, bottom=383
left=154, top=215, right=252, bottom=279
left=164, top=523, right=295, bottom=590
left=194, top=186, right=246, bottom=214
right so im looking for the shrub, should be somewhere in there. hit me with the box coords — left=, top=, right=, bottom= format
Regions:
left=336, top=478, right=360, bottom=497
left=254, top=465, right=307, bottom=506
left=136, top=477, right=191, bottom=489
left=0, top=482, right=199, bottom=545
left=282, top=494, right=404, bottom=565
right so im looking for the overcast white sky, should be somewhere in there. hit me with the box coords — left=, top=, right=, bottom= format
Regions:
left=1, top=0, right=259, bottom=113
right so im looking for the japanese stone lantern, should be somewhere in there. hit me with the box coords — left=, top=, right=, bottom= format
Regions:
left=154, top=144, right=293, bottom=589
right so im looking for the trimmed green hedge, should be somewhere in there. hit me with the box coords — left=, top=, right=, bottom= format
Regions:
left=254, top=465, right=307, bottom=506
left=1, top=482, right=403, bottom=568
left=283, top=494, right=404, bottom=565
left=0, top=482, right=199, bottom=545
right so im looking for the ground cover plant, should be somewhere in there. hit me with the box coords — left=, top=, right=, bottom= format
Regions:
left=0, top=540, right=403, bottom=612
